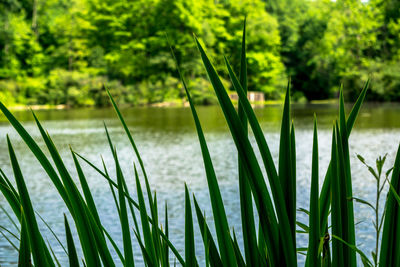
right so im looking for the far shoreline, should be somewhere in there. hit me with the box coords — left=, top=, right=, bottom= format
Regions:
left=5, top=98, right=397, bottom=112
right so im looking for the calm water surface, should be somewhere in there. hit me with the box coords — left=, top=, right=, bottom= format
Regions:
left=0, top=103, right=399, bottom=266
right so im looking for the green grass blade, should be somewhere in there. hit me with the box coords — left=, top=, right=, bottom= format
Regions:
left=33, top=114, right=116, bottom=266
left=279, top=82, right=296, bottom=247
left=305, top=116, right=320, bottom=267
left=75, top=152, right=185, bottom=265
left=106, top=87, right=142, bottom=170
left=122, top=170, right=141, bottom=237
left=102, top=227, right=125, bottom=265
left=291, top=121, right=296, bottom=201
left=103, top=124, right=135, bottom=265
left=236, top=19, right=259, bottom=267
left=0, top=177, right=21, bottom=220
left=74, top=152, right=140, bottom=210
left=49, top=242, right=63, bottom=267
left=7, top=136, right=52, bottom=267
left=224, top=56, right=294, bottom=265
left=184, top=184, right=197, bottom=267
left=379, top=143, right=400, bottom=266
left=319, top=81, right=369, bottom=233
left=36, top=212, right=68, bottom=255
left=204, top=211, right=210, bottom=267
left=134, top=166, right=156, bottom=265
left=149, top=192, right=162, bottom=265
left=331, top=235, right=373, bottom=267
left=133, top=230, right=154, bottom=267
left=31, top=115, right=105, bottom=267
left=104, top=97, right=161, bottom=263
left=114, top=149, right=135, bottom=267
left=193, top=195, right=223, bottom=267
left=18, top=211, right=31, bottom=267
left=106, top=88, right=152, bottom=204
left=346, top=80, right=369, bottom=134
left=0, top=169, right=20, bottom=203
left=103, top=125, right=121, bottom=216
left=0, top=103, right=70, bottom=208
left=0, top=227, right=19, bottom=251
left=196, top=38, right=283, bottom=265
left=338, top=90, right=356, bottom=267
left=170, top=41, right=236, bottom=266
left=329, top=126, right=344, bottom=267
left=0, top=225, right=20, bottom=242
left=231, top=231, right=246, bottom=267
left=64, top=215, right=80, bottom=267
left=257, top=219, right=267, bottom=264
left=71, top=150, right=102, bottom=230
left=163, top=202, right=170, bottom=267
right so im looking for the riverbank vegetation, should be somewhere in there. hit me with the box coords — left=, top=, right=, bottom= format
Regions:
left=2, top=0, right=400, bottom=107
left=1, top=23, right=400, bottom=266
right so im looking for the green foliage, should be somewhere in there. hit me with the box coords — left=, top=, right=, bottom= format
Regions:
left=2, top=0, right=400, bottom=105
left=0, top=0, right=282, bottom=106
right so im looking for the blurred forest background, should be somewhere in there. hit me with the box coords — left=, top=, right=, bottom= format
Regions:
left=1, top=0, right=400, bottom=107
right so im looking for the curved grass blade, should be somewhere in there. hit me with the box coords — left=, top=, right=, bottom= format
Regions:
left=0, top=183, right=21, bottom=223
left=7, top=136, right=52, bottom=267
left=0, top=225, right=20, bottom=242
left=71, top=150, right=102, bottom=230
left=0, top=196, right=20, bottom=231
left=74, top=152, right=140, bottom=210
left=64, top=215, right=80, bottom=267
left=0, top=227, right=19, bottom=251
left=0, top=169, right=20, bottom=205
left=36, top=211, right=68, bottom=255
left=0, top=103, right=70, bottom=208
left=31, top=115, right=105, bottom=267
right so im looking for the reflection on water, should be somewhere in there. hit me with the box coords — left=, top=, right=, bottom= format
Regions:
left=0, top=103, right=399, bottom=266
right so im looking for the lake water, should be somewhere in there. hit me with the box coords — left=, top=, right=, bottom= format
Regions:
left=0, top=103, right=400, bottom=266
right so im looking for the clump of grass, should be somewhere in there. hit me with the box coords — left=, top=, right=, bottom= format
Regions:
left=0, top=20, right=400, bottom=267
